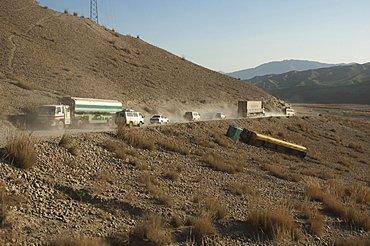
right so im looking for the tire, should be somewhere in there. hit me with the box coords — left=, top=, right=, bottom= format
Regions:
left=129, top=122, right=133, bottom=128
left=107, top=118, right=114, bottom=127
left=56, top=121, right=65, bottom=130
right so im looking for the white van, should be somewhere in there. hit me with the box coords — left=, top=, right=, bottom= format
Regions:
left=184, top=111, right=200, bottom=121
left=115, top=109, right=145, bottom=127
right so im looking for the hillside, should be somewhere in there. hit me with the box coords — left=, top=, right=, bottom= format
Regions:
left=245, top=63, right=370, bottom=104
left=226, top=60, right=342, bottom=80
left=0, top=0, right=282, bottom=134
left=1, top=113, right=370, bottom=245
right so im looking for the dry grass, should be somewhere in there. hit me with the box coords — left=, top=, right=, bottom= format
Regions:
left=187, top=215, right=217, bottom=239
left=202, top=153, right=242, bottom=174
left=117, top=127, right=156, bottom=151
left=164, top=170, right=179, bottom=181
left=263, top=164, right=301, bottom=182
left=0, top=186, right=7, bottom=228
left=93, top=171, right=115, bottom=185
left=157, top=139, right=190, bottom=155
left=48, top=234, right=109, bottom=246
left=213, top=133, right=230, bottom=147
left=204, top=198, right=227, bottom=220
left=138, top=173, right=173, bottom=207
left=305, top=183, right=325, bottom=202
left=248, top=209, right=301, bottom=241
left=308, top=211, right=325, bottom=237
left=334, top=238, right=370, bottom=246
left=133, top=213, right=173, bottom=245
left=59, top=133, right=71, bottom=148
left=226, top=183, right=258, bottom=197
left=348, top=142, right=365, bottom=153
left=3, top=130, right=37, bottom=169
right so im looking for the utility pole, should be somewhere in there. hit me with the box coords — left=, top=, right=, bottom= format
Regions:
left=90, top=0, right=98, bottom=24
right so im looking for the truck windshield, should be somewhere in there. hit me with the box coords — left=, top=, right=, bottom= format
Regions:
left=39, top=106, right=55, bottom=115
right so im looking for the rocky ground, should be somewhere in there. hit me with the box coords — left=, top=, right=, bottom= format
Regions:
left=1, top=107, right=369, bottom=245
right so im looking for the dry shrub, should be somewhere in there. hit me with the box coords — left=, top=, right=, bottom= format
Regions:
left=308, top=211, right=325, bottom=237
left=104, top=138, right=139, bottom=159
left=48, top=234, right=108, bottom=246
left=345, top=208, right=370, bottom=231
left=133, top=213, right=172, bottom=245
left=157, top=139, right=190, bottom=155
left=248, top=209, right=301, bottom=241
left=202, top=153, right=242, bottom=174
left=0, top=187, right=7, bottom=228
left=188, top=215, right=217, bottom=239
left=192, top=131, right=216, bottom=148
left=334, top=238, right=370, bottom=246
left=59, top=133, right=71, bottom=148
left=67, top=146, right=81, bottom=156
left=4, top=130, right=37, bottom=169
left=348, top=143, right=365, bottom=153
left=287, top=125, right=299, bottom=133
left=263, top=164, right=301, bottom=182
left=94, top=171, right=115, bottom=184
left=305, top=183, right=324, bottom=202
left=165, top=171, right=179, bottom=181
left=117, top=127, right=156, bottom=151
left=138, top=173, right=173, bottom=207
left=347, top=184, right=370, bottom=205
left=298, top=120, right=308, bottom=132
left=204, top=198, right=227, bottom=220
left=171, top=214, right=183, bottom=228
left=226, top=183, right=258, bottom=197
left=213, top=134, right=229, bottom=147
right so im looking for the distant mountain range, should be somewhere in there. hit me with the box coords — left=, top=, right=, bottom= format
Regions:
left=226, top=60, right=348, bottom=80
left=244, top=63, right=370, bottom=104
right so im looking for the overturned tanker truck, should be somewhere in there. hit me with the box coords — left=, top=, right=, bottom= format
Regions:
left=37, top=97, right=123, bottom=130
left=226, top=125, right=307, bottom=157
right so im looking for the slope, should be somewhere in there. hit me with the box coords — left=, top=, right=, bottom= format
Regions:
left=0, top=0, right=280, bottom=128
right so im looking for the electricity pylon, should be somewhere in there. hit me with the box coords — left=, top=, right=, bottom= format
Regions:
left=90, top=0, right=98, bottom=24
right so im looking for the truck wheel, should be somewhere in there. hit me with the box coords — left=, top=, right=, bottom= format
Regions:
left=107, top=118, right=114, bottom=127
left=57, top=121, right=65, bottom=130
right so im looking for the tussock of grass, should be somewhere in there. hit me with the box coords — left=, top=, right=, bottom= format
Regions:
left=204, top=198, right=227, bottom=220
left=213, top=134, right=229, bottom=147
left=133, top=213, right=172, bottom=245
left=248, top=209, right=301, bottom=241
left=308, top=212, right=325, bottom=237
left=202, top=153, right=242, bottom=174
left=334, top=238, right=370, bottom=246
left=0, top=187, right=7, bottom=227
left=117, top=127, right=156, bottom=151
left=4, top=130, right=37, bottom=169
left=157, top=139, right=190, bottom=155
left=165, top=171, right=179, bottom=181
left=48, top=234, right=109, bottom=246
left=263, top=164, right=301, bottom=182
left=226, top=183, right=258, bottom=197
left=348, top=142, right=365, bottom=153
left=305, top=183, right=324, bottom=201
left=188, top=215, right=217, bottom=239
left=59, top=133, right=71, bottom=148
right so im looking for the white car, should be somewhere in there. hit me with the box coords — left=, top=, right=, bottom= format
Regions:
left=150, top=115, right=169, bottom=124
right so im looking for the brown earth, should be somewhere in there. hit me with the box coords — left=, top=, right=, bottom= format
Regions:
left=1, top=111, right=369, bottom=245
left=1, top=0, right=370, bottom=245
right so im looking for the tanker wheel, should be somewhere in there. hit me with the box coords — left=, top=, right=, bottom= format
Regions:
left=56, top=121, right=65, bottom=131
left=107, top=118, right=114, bottom=127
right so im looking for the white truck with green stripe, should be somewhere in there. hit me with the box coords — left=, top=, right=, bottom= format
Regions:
left=37, top=97, right=123, bottom=130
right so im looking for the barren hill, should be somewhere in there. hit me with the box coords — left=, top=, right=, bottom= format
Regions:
left=0, top=0, right=280, bottom=130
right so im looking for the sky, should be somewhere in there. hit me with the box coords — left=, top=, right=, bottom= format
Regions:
left=37, top=0, right=370, bottom=73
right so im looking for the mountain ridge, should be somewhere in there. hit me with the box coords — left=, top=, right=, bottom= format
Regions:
left=226, top=59, right=348, bottom=80
left=244, top=63, right=370, bottom=104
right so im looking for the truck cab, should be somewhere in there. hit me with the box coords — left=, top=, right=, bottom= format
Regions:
left=37, top=105, right=71, bottom=130
left=115, top=109, right=145, bottom=127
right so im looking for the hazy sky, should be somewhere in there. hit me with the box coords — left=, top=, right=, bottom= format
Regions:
left=37, top=0, right=370, bottom=73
